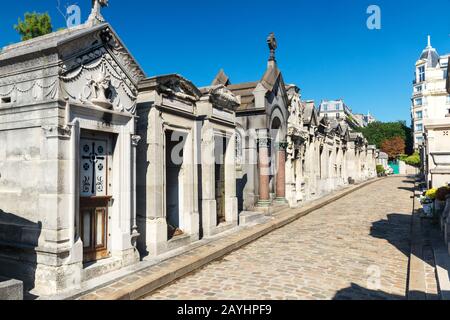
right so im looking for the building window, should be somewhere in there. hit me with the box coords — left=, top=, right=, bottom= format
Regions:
left=415, top=123, right=423, bottom=131
left=415, top=85, right=422, bottom=93
left=322, top=104, right=328, bottom=111
left=336, top=104, right=340, bottom=110
left=415, top=111, right=423, bottom=119
left=416, top=136, right=424, bottom=144
left=336, top=113, right=341, bottom=119
left=418, top=66, right=425, bottom=82
left=415, top=98, right=423, bottom=106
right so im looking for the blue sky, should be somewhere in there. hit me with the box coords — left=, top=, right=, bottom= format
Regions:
left=1, top=0, right=450, bottom=122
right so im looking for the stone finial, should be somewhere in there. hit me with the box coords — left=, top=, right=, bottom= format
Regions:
left=87, top=0, right=109, bottom=25
left=267, top=32, right=277, bottom=61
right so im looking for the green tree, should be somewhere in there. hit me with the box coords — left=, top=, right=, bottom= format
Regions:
left=354, top=121, right=414, bottom=155
left=14, top=12, right=53, bottom=41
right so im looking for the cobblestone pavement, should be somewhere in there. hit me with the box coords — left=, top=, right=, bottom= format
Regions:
left=144, top=177, right=414, bottom=300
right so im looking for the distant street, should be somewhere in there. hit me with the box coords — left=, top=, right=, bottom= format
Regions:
left=144, top=177, right=414, bottom=300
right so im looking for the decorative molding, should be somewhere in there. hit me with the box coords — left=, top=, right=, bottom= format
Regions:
left=258, top=137, right=271, bottom=148
left=42, top=125, right=71, bottom=139
left=131, top=135, right=141, bottom=147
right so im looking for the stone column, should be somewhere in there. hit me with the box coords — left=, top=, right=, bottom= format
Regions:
left=275, top=142, right=288, bottom=203
left=257, top=134, right=271, bottom=207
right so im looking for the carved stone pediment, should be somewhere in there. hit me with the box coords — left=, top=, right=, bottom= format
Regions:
left=57, top=24, right=145, bottom=114
left=208, top=85, right=240, bottom=110
left=158, top=77, right=201, bottom=102
left=60, top=26, right=145, bottom=86
left=60, top=51, right=139, bottom=113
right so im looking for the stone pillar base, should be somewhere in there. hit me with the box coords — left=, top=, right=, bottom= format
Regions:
left=141, top=217, right=169, bottom=257
left=274, top=197, right=288, bottom=204
left=257, top=200, right=272, bottom=207
left=202, top=199, right=217, bottom=237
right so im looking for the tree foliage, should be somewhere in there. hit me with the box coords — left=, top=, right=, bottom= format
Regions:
left=14, top=12, right=53, bottom=41
left=354, top=121, right=413, bottom=155
left=381, top=136, right=406, bottom=159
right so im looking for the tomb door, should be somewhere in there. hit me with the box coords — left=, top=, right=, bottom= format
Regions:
left=80, top=137, right=111, bottom=263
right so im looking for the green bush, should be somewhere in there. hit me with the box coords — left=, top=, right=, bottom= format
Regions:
left=403, top=152, right=421, bottom=168
left=376, top=165, right=385, bottom=175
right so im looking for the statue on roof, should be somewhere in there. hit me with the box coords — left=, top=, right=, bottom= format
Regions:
left=87, top=0, right=109, bottom=25
left=267, top=32, right=277, bottom=61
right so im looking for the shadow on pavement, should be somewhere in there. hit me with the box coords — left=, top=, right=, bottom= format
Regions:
left=333, top=283, right=405, bottom=300
left=370, top=213, right=412, bottom=257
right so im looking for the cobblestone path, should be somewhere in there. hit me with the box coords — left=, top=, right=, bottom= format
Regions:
left=144, top=177, right=414, bottom=300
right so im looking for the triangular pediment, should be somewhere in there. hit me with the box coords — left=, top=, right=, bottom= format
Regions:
left=59, top=23, right=146, bottom=114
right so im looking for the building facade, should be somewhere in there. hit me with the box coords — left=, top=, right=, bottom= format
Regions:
left=318, top=99, right=364, bottom=129
left=411, top=36, right=450, bottom=150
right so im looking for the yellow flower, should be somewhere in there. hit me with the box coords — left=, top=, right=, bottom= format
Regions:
left=425, top=188, right=438, bottom=200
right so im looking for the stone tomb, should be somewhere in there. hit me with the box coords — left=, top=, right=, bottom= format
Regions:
left=0, top=19, right=144, bottom=295
left=136, top=76, right=240, bottom=256
left=137, top=75, right=201, bottom=256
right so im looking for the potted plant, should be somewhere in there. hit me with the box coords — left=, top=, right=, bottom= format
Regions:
left=420, top=188, right=437, bottom=218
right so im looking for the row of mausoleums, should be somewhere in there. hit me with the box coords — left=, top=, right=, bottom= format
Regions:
left=0, top=15, right=376, bottom=296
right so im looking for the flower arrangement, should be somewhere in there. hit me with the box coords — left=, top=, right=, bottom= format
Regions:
left=425, top=188, right=437, bottom=200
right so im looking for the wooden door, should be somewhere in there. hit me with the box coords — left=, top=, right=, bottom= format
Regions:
left=80, top=137, right=111, bottom=263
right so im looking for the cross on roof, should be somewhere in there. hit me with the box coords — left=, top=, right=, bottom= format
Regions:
left=267, top=32, right=277, bottom=61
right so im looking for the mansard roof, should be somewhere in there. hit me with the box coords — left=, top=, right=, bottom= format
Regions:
left=419, top=36, right=440, bottom=68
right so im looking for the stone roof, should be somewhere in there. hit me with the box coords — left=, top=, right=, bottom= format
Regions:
left=378, top=152, right=389, bottom=159
left=260, top=63, right=282, bottom=92
left=0, top=23, right=96, bottom=61
left=211, top=69, right=230, bottom=86
left=0, top=21, right=146, bottom=84
left=212, top=59, right=286, bottom=113
left=227, top=81, right=259, bottom=111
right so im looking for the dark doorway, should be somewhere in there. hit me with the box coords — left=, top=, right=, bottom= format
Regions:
left=165, top=130, right=187, bottom=239
left=215, top=135, right=227, bottom=225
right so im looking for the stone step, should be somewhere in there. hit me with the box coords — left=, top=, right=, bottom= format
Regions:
left=239, top=211, right=267, bottom=226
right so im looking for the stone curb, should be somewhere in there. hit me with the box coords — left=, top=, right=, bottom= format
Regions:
left=87, top=178, right=385, bottom=300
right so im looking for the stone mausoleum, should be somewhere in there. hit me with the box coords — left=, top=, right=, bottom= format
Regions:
left=0, top=1, right=376, bottom=297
